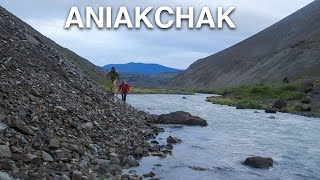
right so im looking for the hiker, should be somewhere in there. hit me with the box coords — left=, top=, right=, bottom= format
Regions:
left=107, top=67, right=120, bottom=94
left=118, top=80, right=130, bottom=102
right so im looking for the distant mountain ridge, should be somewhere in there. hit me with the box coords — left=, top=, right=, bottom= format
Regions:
left=102, top=62, right=183, bottom=75
left=168, top=1, right=320, bottom=90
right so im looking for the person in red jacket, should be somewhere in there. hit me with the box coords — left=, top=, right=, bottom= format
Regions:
left=118, top=80, right=130, bottom=102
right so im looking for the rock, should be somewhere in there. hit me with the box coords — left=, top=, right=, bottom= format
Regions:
left=265, top=109, right=277, bottom=113
left=301, top=96, right=311, bottom=104
left=0, top=159, right=11, bottom=171
left=282, top=77, right=290, bottom=83
left=0, top=145, right=11, bottom=158
left=125, top=158, right=139, bottom=167
left=134, top=147, right=144, bottom=156
left=18, top=109, right=29, bottom=118
left=48, top=139, right=60, bottom=149
left=8, top=116, right=35, bottom=136
left=268, top=116, right=276, bottom=119
left=167, top=136, right=181, bottom=144
left=25, top=33, right=40, bottom=46
left=61, top=174, right=71, bottom=180
left=301, top=81, right=314, bottom=94
left=272, top=100, right=287, bottom=109
left=128, top=170, right=136, bottom=174
left=152, top=152, right=166, bottom=158
left=83, top=122, right=93, bottom=129
left=150, top=140, right=159, bottom=144
left=182, top=97, right=187, bottom=99
left=30, top=88, right=41, bottom=97
left=42, top=151, right=53, bottom=162
left=11, top=153, right=30, bottom=163
left=157, top=111, right=208, bottom=126
left=54, top=106, right=67, bottom=113
left=26, top=153, right=42, bottom=166
left=165, top=144, right=173, bottom=150
left=71, top=171, right=82, bottom=180
left=0, top=171, right=12, bottom=180
left=188, top=166, right=209, bottom=171
left=154, top=164, right=162, bottom=167
left=0, top=121, right=8, bottom=133
left=300, top=104, right=312, bottom=112
left=242, top=156, right=273, bottom=169
left=236, top=105, right=245, bottom=109
left=143, top=172, right=155, bottom=178
left=0, top=114, right=5, bottom=121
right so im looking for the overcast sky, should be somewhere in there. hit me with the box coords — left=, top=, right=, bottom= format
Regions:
left=0, top=0, right=314, bottom=69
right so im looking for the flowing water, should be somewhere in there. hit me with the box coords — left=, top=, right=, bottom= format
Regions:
left=126, top=94, right=320, bottom=180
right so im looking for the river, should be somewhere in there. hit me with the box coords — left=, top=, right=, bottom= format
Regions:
left=125, top=93, right=320, bottom=180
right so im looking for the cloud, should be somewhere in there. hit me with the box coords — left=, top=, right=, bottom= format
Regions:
left=0, top=0, right=314, bottom=69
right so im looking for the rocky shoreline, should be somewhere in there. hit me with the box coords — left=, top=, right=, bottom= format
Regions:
left=0, top=7, right=170, bottom=180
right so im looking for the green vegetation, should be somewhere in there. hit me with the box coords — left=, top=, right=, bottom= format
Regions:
left=206, top=83, right=304, bottom=110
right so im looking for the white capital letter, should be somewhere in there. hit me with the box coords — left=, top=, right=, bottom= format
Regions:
left=176, top=7, right=194, bottom=28
left=135, top=7, right=153, bottom=28
left=155, top=6, right=174, bottom=29
left=218, top=7, right=236, bottom=29
left=106, top=7, right=112, bottom=29
left=65, top=7, right=84, bottom=29
left=114, top=7, right=133, bottom=29
left=86, top=7, right=104, bottom=28
left=196, top=7, right=215, bottom=29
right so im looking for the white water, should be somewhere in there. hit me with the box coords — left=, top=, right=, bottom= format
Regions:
left=126, top=94, right=320, bottom=180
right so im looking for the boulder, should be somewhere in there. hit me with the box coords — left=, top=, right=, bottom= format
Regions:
left=167, top=136, right=181, bottom=144
left=188, top=166, right=209, bottom=171
left=301, top=96, right=311, bottom=104
left=156, top=111, right=208, bottom=126
left=242, top=156, right=273, bottom=169
left=125, top=158, right=139, bottom=167
left=143, top=172, right=155, bottom=178
left=300, top=104, right=312, bottom=112
left=265, top=109, right=277, bottom=114
left=282, top=77, right=290, bottom=83
left=301, top=81, right=314, bottom=94
left=134, top=146, right=144, bottom=156
left=268, top=116, right=276, bottom=119
left=272, top=100, right=287, bottom=109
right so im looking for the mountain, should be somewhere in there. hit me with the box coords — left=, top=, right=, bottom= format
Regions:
left=168, top=1, right=320, bottom=90
left=102, top=62, right=183, bottom=75
left=0, top=6, right=158, bottom=179
left=121, top=72, right=181, bottom=88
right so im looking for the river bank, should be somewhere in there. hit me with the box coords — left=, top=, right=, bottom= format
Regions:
left=126, top=93, right=320, bottom=179
left=206, top=82, right=320, bottom=118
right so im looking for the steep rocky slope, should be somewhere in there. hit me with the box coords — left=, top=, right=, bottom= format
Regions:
left=168, top=1, right=320, bottom=90
left=0, top=6, right=108, bottom=86
left=0, top=6, right=159, bottom=179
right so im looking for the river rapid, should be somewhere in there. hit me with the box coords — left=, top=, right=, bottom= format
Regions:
left=126, top=94, right=320, bottom=180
